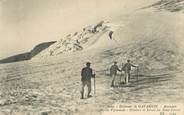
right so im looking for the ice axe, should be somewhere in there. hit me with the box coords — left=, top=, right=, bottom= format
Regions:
left=136, top=66, right=139, bottom=83
left=93, top=70, right=96, bottom=96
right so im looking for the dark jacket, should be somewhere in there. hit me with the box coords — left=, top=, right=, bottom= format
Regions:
left=110, top=65, right=121, bottom=76
left=123, top=63, right=136, bottom=72
left=81, top=67, right=94, bottom=81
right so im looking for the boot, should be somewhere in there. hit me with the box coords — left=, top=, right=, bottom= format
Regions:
left=87, top=93, right=92, bottom=98
left=80, top=92, right=84, bottom=99
left=111, top=80, right=114, bottom=87
left=87, top=95, right=92, bottom=98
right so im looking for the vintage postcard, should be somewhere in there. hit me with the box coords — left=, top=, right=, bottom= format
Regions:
left=0, top=0, right=184, bottom=115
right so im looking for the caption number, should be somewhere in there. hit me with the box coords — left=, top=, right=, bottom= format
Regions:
left=160, top=112, right=176, bottom=115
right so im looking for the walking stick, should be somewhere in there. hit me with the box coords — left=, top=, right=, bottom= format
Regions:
left=120, top=71, right=123, bottom=86
left=120, top=72, right=122, bottom=84
left=136, top=66, right=139, bottom=82
left=93, top=70, right=96, bottom=96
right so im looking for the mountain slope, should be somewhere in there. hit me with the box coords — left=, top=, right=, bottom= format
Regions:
left=33, top=21, right=120, bottom=58
left=34, top=11, right=184, bottom=71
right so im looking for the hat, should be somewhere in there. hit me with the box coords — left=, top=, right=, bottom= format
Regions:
left=86, top=62, right=91, bottom=65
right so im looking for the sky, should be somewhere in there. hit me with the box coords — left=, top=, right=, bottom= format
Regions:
left=0, top=0, right=155, bottom=59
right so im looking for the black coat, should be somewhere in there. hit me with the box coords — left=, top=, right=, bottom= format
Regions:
left=81, top=67, right=94, bottom=81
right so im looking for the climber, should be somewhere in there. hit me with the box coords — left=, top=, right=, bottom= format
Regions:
left=122, top=60, right=137, bottom=84
left=80, top=62, right=96, bottom=99
left=110, top=61, right=121, bottom=87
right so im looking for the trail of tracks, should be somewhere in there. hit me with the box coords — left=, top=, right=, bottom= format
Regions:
left=0, top=51, right=183, bottom=114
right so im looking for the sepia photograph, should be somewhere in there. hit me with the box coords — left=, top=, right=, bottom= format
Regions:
left=0, top=0, right=184, bottom=115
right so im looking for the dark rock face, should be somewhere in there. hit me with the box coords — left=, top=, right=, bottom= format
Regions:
left=142, top=0, right=184, bottom=12
left=30, top=41, right=56, bottom=58
left=0, top=53, right=31, bottom=64
left=0, top=41, right=56, bottom=64
left=156, top=0, right=184, bottom=12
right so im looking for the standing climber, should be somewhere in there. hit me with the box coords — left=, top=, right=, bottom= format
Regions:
left=81, top=62, right=96, bottom=99
left=110, top=61, right=121, bottom=87
left=119, top=63, right=125, bottom=84
left=123, top=60, right=137, bottom=84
